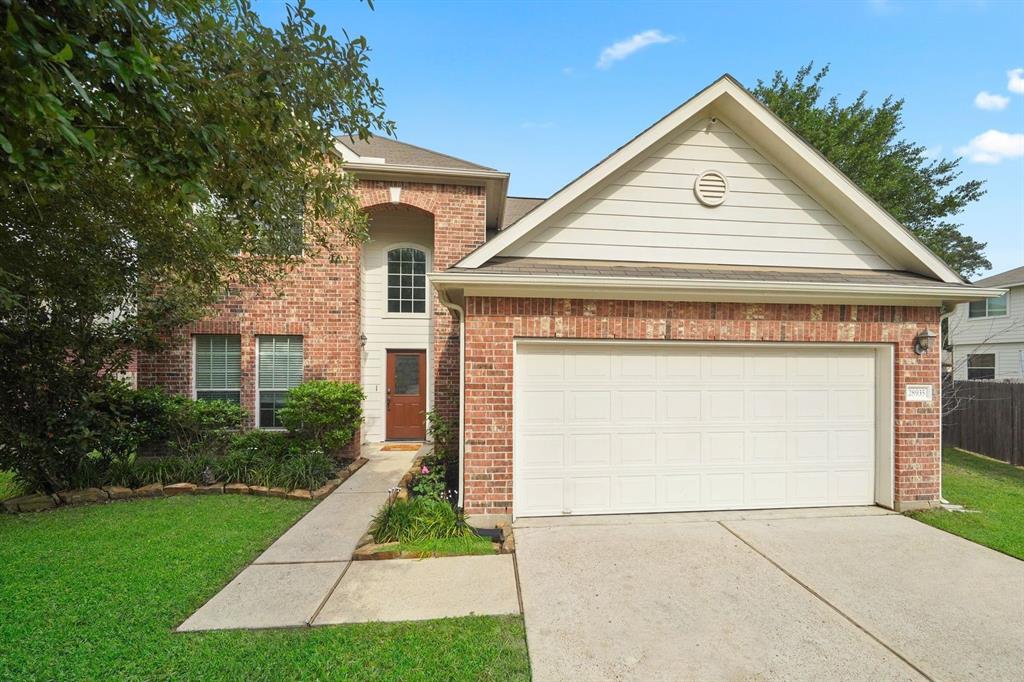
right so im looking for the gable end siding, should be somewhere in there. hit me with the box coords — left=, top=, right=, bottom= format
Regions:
left=503, top=119, right=892, bottom=271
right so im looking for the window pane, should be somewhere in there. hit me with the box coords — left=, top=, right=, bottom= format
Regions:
left=258, top=336, right=303, bottom=390
left=195, top=335, right=240, bottom=391
left=987, top=293, right=1008, bottom=316
left=967, top=353, right=995, bottom=368
left=968, top=300, right=987, bottom=318
left=967, top=367, right=995, bottom=380
left=259, top=390, right=288, bottom=428
left=394, top=355, right=420, bottom=395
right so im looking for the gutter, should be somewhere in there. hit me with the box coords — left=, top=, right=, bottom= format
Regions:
left=436, top=288, right=466, bottom=509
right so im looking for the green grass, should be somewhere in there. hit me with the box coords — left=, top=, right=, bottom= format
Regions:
left=911, top=448, right=1024, bottom=560
left=0, top=496, right=530, bottom=680
left=0, top=470, right=25, bottom=501
left=385, top=534, right=498, bottom=557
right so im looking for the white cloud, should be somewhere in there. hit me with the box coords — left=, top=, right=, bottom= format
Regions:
left=596, top=30, right=677, bottom=70
left=561, top=67, right=574, bottom=76
left=956, top=129, right=1024, bottom=164
left=922, top=145, right=943, bottom=159
left=1008, top=68, right=1024, bottom=95
left=974, top=91, right=1010, bottom=111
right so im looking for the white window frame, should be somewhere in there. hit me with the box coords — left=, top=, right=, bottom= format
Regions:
left=256, top=335, right=304, bottom=429
left=192, top=334, right=242, bottom=404
left=384, top=245, right=430, bottom=317
left=967, top=292, right=1009, bottom=320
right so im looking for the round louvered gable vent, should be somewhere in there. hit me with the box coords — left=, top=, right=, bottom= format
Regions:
left=694, top=170, right=728, bottom=207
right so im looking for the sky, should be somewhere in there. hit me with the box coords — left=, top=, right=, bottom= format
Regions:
left=257, top=0, right=1024, bottom=278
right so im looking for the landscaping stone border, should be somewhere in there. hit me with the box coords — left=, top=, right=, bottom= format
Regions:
left=351, top=456, right=514, bottom=560
left=1, top=457, right=368, bottom=514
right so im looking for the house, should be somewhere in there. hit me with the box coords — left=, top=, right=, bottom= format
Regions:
left=946, top=266, right=1023, bottom=380
left=138, top=75, right=1001, bottom=524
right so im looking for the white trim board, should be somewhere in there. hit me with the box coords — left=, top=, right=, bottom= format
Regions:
left=458, top=75, right=963, bottom=284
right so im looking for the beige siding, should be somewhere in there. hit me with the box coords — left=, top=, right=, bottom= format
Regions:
left=504, top=119, right=891, bottom=270
left=360, top=212, right=433, bottom=442
left=948, top=284, right=1024, bottom=380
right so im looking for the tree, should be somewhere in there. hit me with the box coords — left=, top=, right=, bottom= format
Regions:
left=753, top=64, right=989, bottom=279
left=0, top=0, right=394, bottom=492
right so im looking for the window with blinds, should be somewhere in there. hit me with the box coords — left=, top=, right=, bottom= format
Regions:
left=194, top=335, right=241, bottom=404
left=257, top=335, right=304, bottom=428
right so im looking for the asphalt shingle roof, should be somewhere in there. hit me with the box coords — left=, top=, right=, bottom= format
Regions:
left=501, top=197, right=545, bottom=229
left=336, top=137, right=495, bottom=171
left=973, top=266, right=1024, bottom=288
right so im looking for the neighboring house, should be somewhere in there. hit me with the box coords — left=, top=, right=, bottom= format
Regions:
left=946, top=266, right=1024, bottom=380
left=138, top=75, right=1000, bottom=524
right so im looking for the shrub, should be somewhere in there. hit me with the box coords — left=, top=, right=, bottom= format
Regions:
left=164, top=397, right=245, bottom=459
left=409, top=462, right=446, bottom=500
left=275, top=449, right=335, bottom=491
left=369, top=496, right=471, bottom=543
left=214, top=430, right=335, bottom=490
left=277, top=381, right=363, bottom=455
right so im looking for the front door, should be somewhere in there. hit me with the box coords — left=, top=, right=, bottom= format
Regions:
left=386, top=350, right=426, bottom=440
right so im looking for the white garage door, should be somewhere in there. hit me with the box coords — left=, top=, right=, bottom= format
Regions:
left=514, top=343, right=878, bottom=517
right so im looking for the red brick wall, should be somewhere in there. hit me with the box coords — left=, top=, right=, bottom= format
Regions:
left=138, top=179, right=486, bottom=442
left=462, top=298, right=942, bottom=517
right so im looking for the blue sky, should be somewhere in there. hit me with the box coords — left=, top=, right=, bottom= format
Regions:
left=257, top=0, right=1023, bottom=277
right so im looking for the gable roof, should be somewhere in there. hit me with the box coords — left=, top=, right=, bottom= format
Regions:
left=501, top=196, right=545, bottom=229
left=973, top=265, right=1024, bottom=288
left=335, top=136, right=496, bottom=171
left=455, top=75, right=964, bottom=284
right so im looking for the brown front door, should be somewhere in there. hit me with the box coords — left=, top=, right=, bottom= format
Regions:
left=386, top=350, right=426, bottom=441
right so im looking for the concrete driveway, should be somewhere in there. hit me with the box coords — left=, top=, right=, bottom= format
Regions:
left=514, top=507, right=1024, bottom=681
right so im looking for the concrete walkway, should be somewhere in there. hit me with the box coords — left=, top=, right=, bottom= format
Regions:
left=178, top=444, right=520, bottom=631
left=516, top=507, right=1024, bottom=682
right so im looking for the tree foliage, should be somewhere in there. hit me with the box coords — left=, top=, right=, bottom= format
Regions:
left=0, top=0, right=392, bottom=490
left=753, top=64, right=988, bottom=279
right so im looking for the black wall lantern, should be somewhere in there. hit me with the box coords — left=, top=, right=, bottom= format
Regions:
left=914, top=329, right=937, bottom=355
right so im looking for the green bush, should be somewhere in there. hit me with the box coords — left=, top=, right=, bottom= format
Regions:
left=277, top=381, right=363, bottom=455
left=369, top=496, right=471, bottom=543
left=164, top=396, right=245, bottom=459
left=214, top=430, right=335, bottom=490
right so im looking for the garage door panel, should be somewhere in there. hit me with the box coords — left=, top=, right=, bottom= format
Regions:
left=619, top=391, right=657, bottom=422
left=750, top=431, right=787, bottom=463
left=569, top=391, right=610, bottom=422
left=621, top=434, right=657, bottom=466
left=748, top=472, right=788, bottom=506
left=662, top=391, right=702, bottom=421
left=616, top=475, right=657, bottom=509
left=748, top=390, right=787, bottom=420
left=515, top=344, right=878, bottom=517
left=703, top=432, right=745, bottom=464
left=706, top=391, right=745, bottom=420
left=658, top=433, right=701, bottom=465
left=520, top=434, right=565, bottom=468
left=521, top=390, right=564, bottom=424
left=568, top=434, right=611, bottom=467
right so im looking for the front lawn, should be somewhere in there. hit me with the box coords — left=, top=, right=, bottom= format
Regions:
left=0, top=495, right=530, bottom=680
left=911, top=448, right=1024, bottom=560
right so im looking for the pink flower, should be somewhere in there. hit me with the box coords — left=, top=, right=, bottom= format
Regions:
left=421, top=465, right=430, bottom=474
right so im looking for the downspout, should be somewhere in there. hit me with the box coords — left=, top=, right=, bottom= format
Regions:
left=437, top=287, right=466, bottom=508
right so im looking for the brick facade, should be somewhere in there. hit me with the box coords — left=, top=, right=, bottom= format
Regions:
left=462, top=297, right=942, bottom=518
left=138, top=179, right=486, bottom=446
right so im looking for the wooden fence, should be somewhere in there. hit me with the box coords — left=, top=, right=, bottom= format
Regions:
left=942, top=379, right=1024, bottom=466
